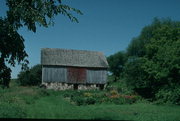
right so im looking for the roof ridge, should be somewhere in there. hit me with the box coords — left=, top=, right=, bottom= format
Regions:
left=41, top=48, right=103, bottom=54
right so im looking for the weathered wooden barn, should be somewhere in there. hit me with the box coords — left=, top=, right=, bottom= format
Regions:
left=41, top=48, right=109, bottom=90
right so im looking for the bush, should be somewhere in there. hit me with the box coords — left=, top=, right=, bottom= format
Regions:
left=63, top=90, right=98, bottom=106
left=85, top=97, right=96, bottom=105
left=73, top=96, right=85, bottom=106
left=62, top=90, right=140, bottom=106
left=70, top=91, right=96, bottom=106
left=105, top=90, right=140, bottom=105
left=17, top=64, right=42, bottom=86
left=105, top=78, right=134, bottom=95
left=155, top=85, right=180, bottom=105
left=72, top=97, right=96, bottom=106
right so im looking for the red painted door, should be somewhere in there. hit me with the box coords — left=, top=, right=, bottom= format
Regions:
left=67, top=67, right=86, bottom=83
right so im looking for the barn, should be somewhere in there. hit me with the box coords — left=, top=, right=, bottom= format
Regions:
left=41, top=48, right=109, bottom=90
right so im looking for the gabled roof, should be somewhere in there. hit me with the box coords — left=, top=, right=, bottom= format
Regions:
left=41, top=48, right=109, bottom=68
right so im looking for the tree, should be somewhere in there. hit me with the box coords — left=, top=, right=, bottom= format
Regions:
left=0, top=18, right=28, bottom=88
left=6, top=0, right=83, bottom=32
left=124, top=57, right=155, bottom=98
left=127, top=18, right=165, bottom=57
left=124, top=18, right=180, bottom=102
left=17, top=64, right=42, bottom=86
left=0, top=0, right=82, bottom=88
left=107, top=51, right=127, bottom=81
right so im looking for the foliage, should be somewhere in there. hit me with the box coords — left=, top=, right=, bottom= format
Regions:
left=62, top=90, right=140, bottom=106
left=0, top=0, right=82, bottom=87
left=144, top=21, right=180, bottom=85
left=17, top=64, right=42, bottom=86
left=123, top=57, right=155, bottom=98
left=73, top=96, right=96, bottom=106
left=106, top=78, right=134, bottom=95
left=6, top=0, right=83, bottom=32
left=1, top=81, right=180, bottom=120
left=126, top=18, right=168, bottom=57
left=155, top=85, right=180, bottom=105
left=127, top=37, right=147, bottom=57
left=107, top=51, right=127, bottom=81
left=0, top=18, right=28, bottom=88
left=124, top=18, right=180, bottom=104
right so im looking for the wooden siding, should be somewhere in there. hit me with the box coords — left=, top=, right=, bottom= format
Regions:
left=42, top=66, right=107, bottom=84
left=86, top=69, right=107, bottom=84
left=42, top=66, right=67, bottom=82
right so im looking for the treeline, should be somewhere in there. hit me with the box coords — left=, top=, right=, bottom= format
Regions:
left=17, top=64, right=42, bottom=86
left=107, top=18, right=180, bottom=105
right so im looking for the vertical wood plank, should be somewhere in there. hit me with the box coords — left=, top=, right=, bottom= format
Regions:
left=86, top=69, right=107, bottom=84
left=42, top=66, right=67, bottom=82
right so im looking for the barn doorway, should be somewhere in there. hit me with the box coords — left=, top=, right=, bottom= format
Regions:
left=73, top=84, right=78, bottom=90
left=67, top=67, right=86, bottom=83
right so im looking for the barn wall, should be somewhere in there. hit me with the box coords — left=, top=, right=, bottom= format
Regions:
left=42, top=66, right=67, bottom=82
left=42, top=66, right=107, bottom=84
left=86, top=69, right=107, bottom=84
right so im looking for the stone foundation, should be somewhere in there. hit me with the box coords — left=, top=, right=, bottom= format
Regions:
left=41, top=82, right=106, bottom=90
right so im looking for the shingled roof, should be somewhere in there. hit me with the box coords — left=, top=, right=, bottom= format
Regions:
left=41, top=48, right=109, bottom=68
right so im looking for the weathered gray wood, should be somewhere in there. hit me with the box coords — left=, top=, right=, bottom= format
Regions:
left=86, top=69, right=107, bottom=84
left=43, top=66, right=107, bottom=84
left=41, top=48, right=109, bottom=68
left=42, top=66, right=67, bottom=82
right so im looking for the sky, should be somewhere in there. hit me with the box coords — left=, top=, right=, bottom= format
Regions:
left=0, top=0, right=180, bottom=78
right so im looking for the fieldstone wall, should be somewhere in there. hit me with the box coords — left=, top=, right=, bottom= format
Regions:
left=41, top=82, right=105, bottom=90
left=78, top=84, right=98, bottom=90
left=42, top=82, right=73, bottom=90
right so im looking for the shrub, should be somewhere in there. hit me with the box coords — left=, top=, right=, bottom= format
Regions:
left=73, top=97, right=96, bottom=106
left=106, top=92, right=140, bottom=105
left=63, top=90, right=98, bottom=106
left=85, top=97, right=96, bottom=105
left=83, top=92, right=93, bottom=97
left=17, top=64, right=42, bottom=86
left=74, top=97, right=85, bottom=106
left=155, top=85, right=180, bottom=105
left=62, top=89, right=141, bottom=106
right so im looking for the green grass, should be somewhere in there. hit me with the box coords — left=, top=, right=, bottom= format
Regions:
left=26, top=96, right=180, bottom=121
left=0, top=81, right=180, bottom=120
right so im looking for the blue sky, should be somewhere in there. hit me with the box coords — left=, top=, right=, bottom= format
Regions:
left=0, top=0, right=180, bottom=78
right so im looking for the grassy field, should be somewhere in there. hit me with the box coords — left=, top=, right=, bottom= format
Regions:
left=0, top=81, right=180, bottom=121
